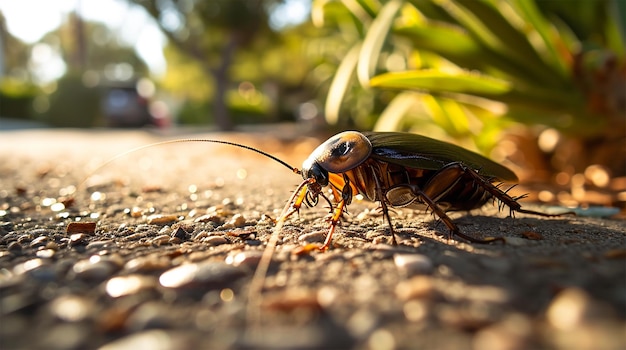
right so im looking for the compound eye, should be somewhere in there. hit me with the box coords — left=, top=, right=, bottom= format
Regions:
left=312, top=131, right=372, bottom=173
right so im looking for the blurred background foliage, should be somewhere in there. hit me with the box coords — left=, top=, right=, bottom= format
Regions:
left=0, top=0, right=624, bottom=207
left=310, top=0, right=625, bottom=208
left=318, top=2, right=622, bottom=147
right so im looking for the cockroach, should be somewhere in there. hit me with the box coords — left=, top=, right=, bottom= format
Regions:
left=82, top=130, right=568, bottom=247
left=78, top=130, right=572, bottom=328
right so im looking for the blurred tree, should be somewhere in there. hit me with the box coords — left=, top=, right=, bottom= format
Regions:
left=0, top=13, right=40, bottom=119
left=41, top=19, right=150, bottom=127
left=130, top=0, right=279, bottom=130
left=0, top=13, right=32, bottom=80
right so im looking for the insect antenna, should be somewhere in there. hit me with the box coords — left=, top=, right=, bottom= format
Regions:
left=73, top=138, right=300, bottom=196
left=246, top=178, right=313, bottom=330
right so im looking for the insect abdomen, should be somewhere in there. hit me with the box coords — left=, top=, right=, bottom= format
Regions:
left=331, top=159, right=495, bottom=212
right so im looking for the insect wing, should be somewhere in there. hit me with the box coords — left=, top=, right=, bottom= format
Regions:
left=363, top=132, right=517, bottom=182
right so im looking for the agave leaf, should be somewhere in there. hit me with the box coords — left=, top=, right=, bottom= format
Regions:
left=453, top=0, right=567, bottom=87
left=314, top=0, right=367, bottom=35
left=606, top=0, right=626, bottom=56
left=373, top=91, right=421, bottom=131
left=370, top=70, right=512, bottom=95
left=510, top=0, right=570, bottom=78
left=422, top=95, right=472, bottom=137
left=393, top=23, right=553, bottom=85
left=311, top=0, right=330, bottom=27
left=342, top=0, right=376, bottom=23
left=357, top=0, right=403, bottom=86
left=407, top=0, right=457, bottom=23
left=325, top=42, right=362, bottom=125
left=353, top=0, right=382, bottom=18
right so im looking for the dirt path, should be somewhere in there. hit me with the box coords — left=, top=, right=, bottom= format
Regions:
left=1, top=129, right=624, bottom=349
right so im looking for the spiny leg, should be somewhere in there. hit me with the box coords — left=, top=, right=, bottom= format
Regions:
left=320, top=175, right=354, bottom=250
left=320, top=199, right=346, bottom=250
left=409, top=184, right=504, bottom=244
left=372, top=168, right=398, bottom=245
left=462, top=167, right=575, bottom=217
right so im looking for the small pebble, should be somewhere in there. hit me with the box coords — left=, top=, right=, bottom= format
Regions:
left=0, top=221, right=14, bottom=233
left=194, top=214, right=223, bottom=224
left=158, top=226, right=173, bottom=236
left=171, top=227, right=189, bottom=240
left=503, top=237, right=529, bottom=246
left=147, top=214, right=179, bottom=225
left=17, top=234, right=33, bottom=244
left=69, top=233, right=88, bottom=247
left=125, top=255, right=171, bottom=273
left=7, top=241, right=22, bottom=253
left=44, top=241, right=59, bottom=250
left=106, top=275, right=157, bottom=298
left=202, top=236, right=228, bottom=246
left=13, top=258, right=57, bottom=281
left=36, top=249, right=56, bottom=258
left=298, top=231, right=327, bottom=243
left=396, top=276, right=435, bottom=300
left=99, top=330, right=197, bottom=350
left=13, top=258, right=45, bottom=274
left=29, top=236, right=50, bottom=248
left=130, top=207, right=143, bottom=218
left=546, top=288, right=591, bottom=330
left=66, top=222, right=97, bottom=234
left=86, top=240, right=116, bottom=250
left=193, top=231, right=208, bottom=240
left=393, top=253, right=433, bottom=275
left=225, top=250, right=264, bottom=268
left=151, top=235, right=171, bottom=246
left=48, top=295, right=93, bottom=322
left=159, top=262, right=246, bottom=289
left=72, top=256, right=120, bottom=281
left=223, top=214, right=246, bottom=228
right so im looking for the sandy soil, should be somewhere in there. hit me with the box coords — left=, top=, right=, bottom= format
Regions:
left=0, top=128, right=624, bottom=349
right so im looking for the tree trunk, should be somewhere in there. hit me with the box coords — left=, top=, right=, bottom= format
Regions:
left=210, top=32, right=239, bottom=131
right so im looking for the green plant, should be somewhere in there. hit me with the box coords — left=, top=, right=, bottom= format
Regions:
left=314, top=0, right=625, bottom=174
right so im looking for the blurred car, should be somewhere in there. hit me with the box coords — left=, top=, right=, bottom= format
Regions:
left=102, top=83, right=157, bottom=128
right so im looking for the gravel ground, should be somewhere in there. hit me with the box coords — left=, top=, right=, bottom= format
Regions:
left=1, top=129, right=625, bottom=350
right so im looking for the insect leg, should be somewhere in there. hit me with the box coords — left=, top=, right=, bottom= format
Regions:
left=460, top=166, right=575, bottom=218
left=320, top=178, right=352, bottom=250
left=282, top=179, right=312, bottom=219
left=403, top=183, right=504, bottom=244
left=372, top=169, right=399, bottom=245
